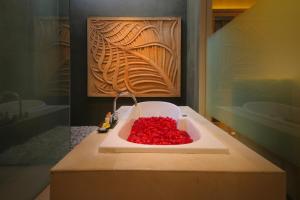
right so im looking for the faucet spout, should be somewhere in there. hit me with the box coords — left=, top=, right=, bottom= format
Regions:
left=112, top=91, right=137, bottom=122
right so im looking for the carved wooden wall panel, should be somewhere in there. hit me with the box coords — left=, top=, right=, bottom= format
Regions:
left=87, top=17, right=181, bottom=97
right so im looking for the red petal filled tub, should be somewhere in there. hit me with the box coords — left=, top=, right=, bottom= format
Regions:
left=127, top=117, right=193, bottom=145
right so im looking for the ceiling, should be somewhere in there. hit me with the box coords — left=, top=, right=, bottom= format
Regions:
left=212, top=0, right=256, bottom=9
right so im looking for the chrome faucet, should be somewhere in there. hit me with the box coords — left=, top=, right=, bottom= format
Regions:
left=112, top=91, right=137, bottom=122
left=0, top=91, right=23, bottom=119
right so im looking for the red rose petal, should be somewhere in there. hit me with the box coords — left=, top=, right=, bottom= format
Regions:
left=127, top=117, right=193, bottom=145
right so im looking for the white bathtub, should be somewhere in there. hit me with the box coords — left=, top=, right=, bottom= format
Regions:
left=99, top=101, right=228, bottom=154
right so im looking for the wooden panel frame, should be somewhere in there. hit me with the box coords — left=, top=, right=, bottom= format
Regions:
left=87, top=17, right=181, bottom=97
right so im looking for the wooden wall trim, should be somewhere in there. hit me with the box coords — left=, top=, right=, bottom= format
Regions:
left=198, top=0, right=210, bottom=116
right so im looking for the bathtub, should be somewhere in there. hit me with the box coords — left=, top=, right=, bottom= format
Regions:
left=99, top=101, right=228, bottom=154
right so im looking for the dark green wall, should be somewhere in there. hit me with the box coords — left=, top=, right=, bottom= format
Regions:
left=0, top=1, right=34, bottom=97
left=0, top=0, right=69, bottom=101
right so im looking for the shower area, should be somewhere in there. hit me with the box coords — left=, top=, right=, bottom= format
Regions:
left=0, top=0, right=70, bottom=199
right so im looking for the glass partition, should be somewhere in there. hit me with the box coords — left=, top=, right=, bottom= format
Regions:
left=207, top=0, right=299, bottom=198
left=0, top=0, right=70, bottom=199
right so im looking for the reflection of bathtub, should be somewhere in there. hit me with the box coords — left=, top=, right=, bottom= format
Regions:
left=99, top=101, right=228, bottom=154
left=243, top=101, right=300, bottom=126
left=0, top=100, right=69, bottom=152
left=217, top=102, right=300, bottom=166
left=0, top=100, right=46, bottom=120
left=218, top=101, right=300, bottom=137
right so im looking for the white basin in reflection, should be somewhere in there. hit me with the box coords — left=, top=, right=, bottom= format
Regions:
left=243, top=101, right=300, bottom=125
left=0, top=100, right=46, bottom=118
left=99, top=101, right=228, bottom=154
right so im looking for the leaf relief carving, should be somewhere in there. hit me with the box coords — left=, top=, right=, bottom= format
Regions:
left=87, top=17, right=181, bottom=97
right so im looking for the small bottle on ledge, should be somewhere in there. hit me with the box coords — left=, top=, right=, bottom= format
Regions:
left=97, top=112, right=112, bottom=133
